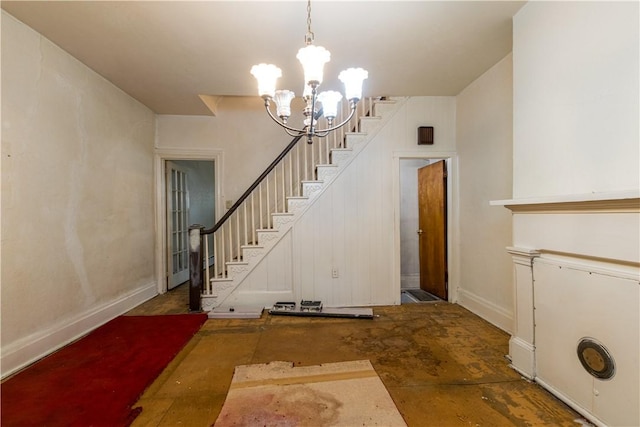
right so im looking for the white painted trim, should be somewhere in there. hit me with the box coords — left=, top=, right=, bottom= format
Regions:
left=154, top=147, right=224, bottom=294
left=535, top=253, right=639, bottom=281
left=457, top=288, right=513, bottom=333
left=491, top=190, right=640, bottom=212
left=535, top=377, right=607, bottom=427
left=509, top=336, right=536, bottom=379
left=1, top=282, right=157, bottom=379
left=392, top=152, right=460, bottom=304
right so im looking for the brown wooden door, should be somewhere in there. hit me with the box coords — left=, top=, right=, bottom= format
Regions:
left=418, top=160, right=447, bottom=299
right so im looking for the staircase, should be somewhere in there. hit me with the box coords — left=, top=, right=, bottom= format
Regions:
left=189, top=97, right=406, bottom=314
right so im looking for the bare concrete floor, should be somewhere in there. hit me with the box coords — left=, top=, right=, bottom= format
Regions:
left=127, top=285, right=582, bottom=426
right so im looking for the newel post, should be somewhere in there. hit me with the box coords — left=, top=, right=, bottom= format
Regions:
left=188, top=224, right=205, bottom=312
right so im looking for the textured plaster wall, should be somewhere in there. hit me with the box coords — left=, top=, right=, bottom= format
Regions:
left=1, top=12, right=155, bottom=355
left=456, top=54, right=514, bottom=330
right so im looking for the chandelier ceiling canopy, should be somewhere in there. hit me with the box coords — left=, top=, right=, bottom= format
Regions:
left=251, top=0, right=368, bottom=143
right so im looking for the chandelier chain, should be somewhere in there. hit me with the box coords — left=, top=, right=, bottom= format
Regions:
left=305, top=0, right=314, bottom=45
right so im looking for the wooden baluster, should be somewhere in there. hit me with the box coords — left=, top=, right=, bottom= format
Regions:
left=204, top=233, right=210, bottom=293
left=236, top=214, right=240, bottom=262
left=251, top=193, right=255, bottom=245
left=282, top=163, right=286, bottom=211
left=227, top=221, right=232, bottom=275
left=266, top=175, right=271, bottom=227
left=288, top=153, right=293, bottom=197
left=274, top=167, right=278, bottom=213
left=259, top=182, right=263, bottom=230
left=213, top=232, right=218, bottom=280
left=243, top=203, right=248, bottom=245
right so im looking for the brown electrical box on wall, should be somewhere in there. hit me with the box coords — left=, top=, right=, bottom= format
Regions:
left=418, top=126, right=434, bottom=145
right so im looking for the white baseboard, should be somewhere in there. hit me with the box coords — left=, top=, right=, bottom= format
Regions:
left=1, top=282, right=157, bottom=379
left=456, top=288, right=513, bottom=333
left=509, top=336, right=535, bottom=379
left=535, top=377, right=607, bottom=427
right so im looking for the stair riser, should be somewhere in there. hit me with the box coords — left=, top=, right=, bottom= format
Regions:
left=344, top=133, right=367, bottom=149
left=302, top=181, right=324, bottom=198
left=373, top=102, right=397, bottom=117
left=257, top=230, right=279, bottom=245
left=242, top=247, right=264, bottom=261
left=330, top=150, right=353, bottom=166
left=359, top=117, right=382, bottom=134
left=272, top=214, right=295, bottom=230
left=316, top=165, right=338, bottom=182
left=287, top=198, right=309, bottom=214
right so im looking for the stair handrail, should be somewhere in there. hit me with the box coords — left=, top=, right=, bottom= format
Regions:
left=204, top=107, right=327, bottom=235
left=203, top=133, right=304, bottom=236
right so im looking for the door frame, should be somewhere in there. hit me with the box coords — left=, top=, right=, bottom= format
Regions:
left=154, top=148, right=224, bottom=294
left=392, top=151, right=459, bottom=303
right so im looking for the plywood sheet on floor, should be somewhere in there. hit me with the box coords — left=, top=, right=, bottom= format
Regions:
left=214, top=360, right=407, bottom=427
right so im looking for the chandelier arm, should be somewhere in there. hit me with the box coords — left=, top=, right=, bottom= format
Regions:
left=313, top=130, right=332, bottom=138
left=263, top=99, right=307, bottom=135
left=311, top=101, right=357, bottom=134
left=284, top=128, right=305, bottom=137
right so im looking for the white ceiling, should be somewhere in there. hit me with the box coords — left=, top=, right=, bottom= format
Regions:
left=2, top=1, right=526, bottom=115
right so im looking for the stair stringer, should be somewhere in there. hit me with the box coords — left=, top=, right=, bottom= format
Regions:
left=203, top=97, right=409, bottom=313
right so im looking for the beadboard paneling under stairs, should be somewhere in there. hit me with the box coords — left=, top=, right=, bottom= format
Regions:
left=203, top=97, right=407, bottom=313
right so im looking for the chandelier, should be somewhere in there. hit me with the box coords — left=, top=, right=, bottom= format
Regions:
left=250, top=0, right=368, bottom=144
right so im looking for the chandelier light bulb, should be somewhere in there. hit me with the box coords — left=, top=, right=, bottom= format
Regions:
left=251, top=63, right=282, bottom=98
left=317, top=91, right=343, bottom=121
left=297, top=45, right=331, bottom=87
left=339, top=67, right=369, bottom=101
left=302, top=84, right=313, bottom=100
left=273, top=90, right=296, bottom=119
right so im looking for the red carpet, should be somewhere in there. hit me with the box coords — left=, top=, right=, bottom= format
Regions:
left=1, top=314, right=208, bottom=427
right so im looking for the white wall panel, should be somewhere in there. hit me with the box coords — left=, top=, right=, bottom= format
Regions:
left=535, top=259, right=639, bottom=427
left=514, top=212, right=639, bottom=264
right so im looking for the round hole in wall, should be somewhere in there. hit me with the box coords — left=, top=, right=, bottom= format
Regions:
left=577, top=337, right=615, bottom=380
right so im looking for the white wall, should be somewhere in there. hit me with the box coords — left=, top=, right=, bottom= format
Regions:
left=1, top=12, right=156, bottom=377
left=507, top=3, right=639, bottom=425
left=456, top=54, right=514, bottom=332
left=156, top=98, right=307, bottom=207
left=513, top=1, right=639, bottom=199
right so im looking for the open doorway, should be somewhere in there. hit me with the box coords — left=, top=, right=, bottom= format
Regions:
left=165, top=160, right=216, bottom=290
left=155, top=149, right=223, bottom=296
left=399, top=158, right=449, bottom=304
